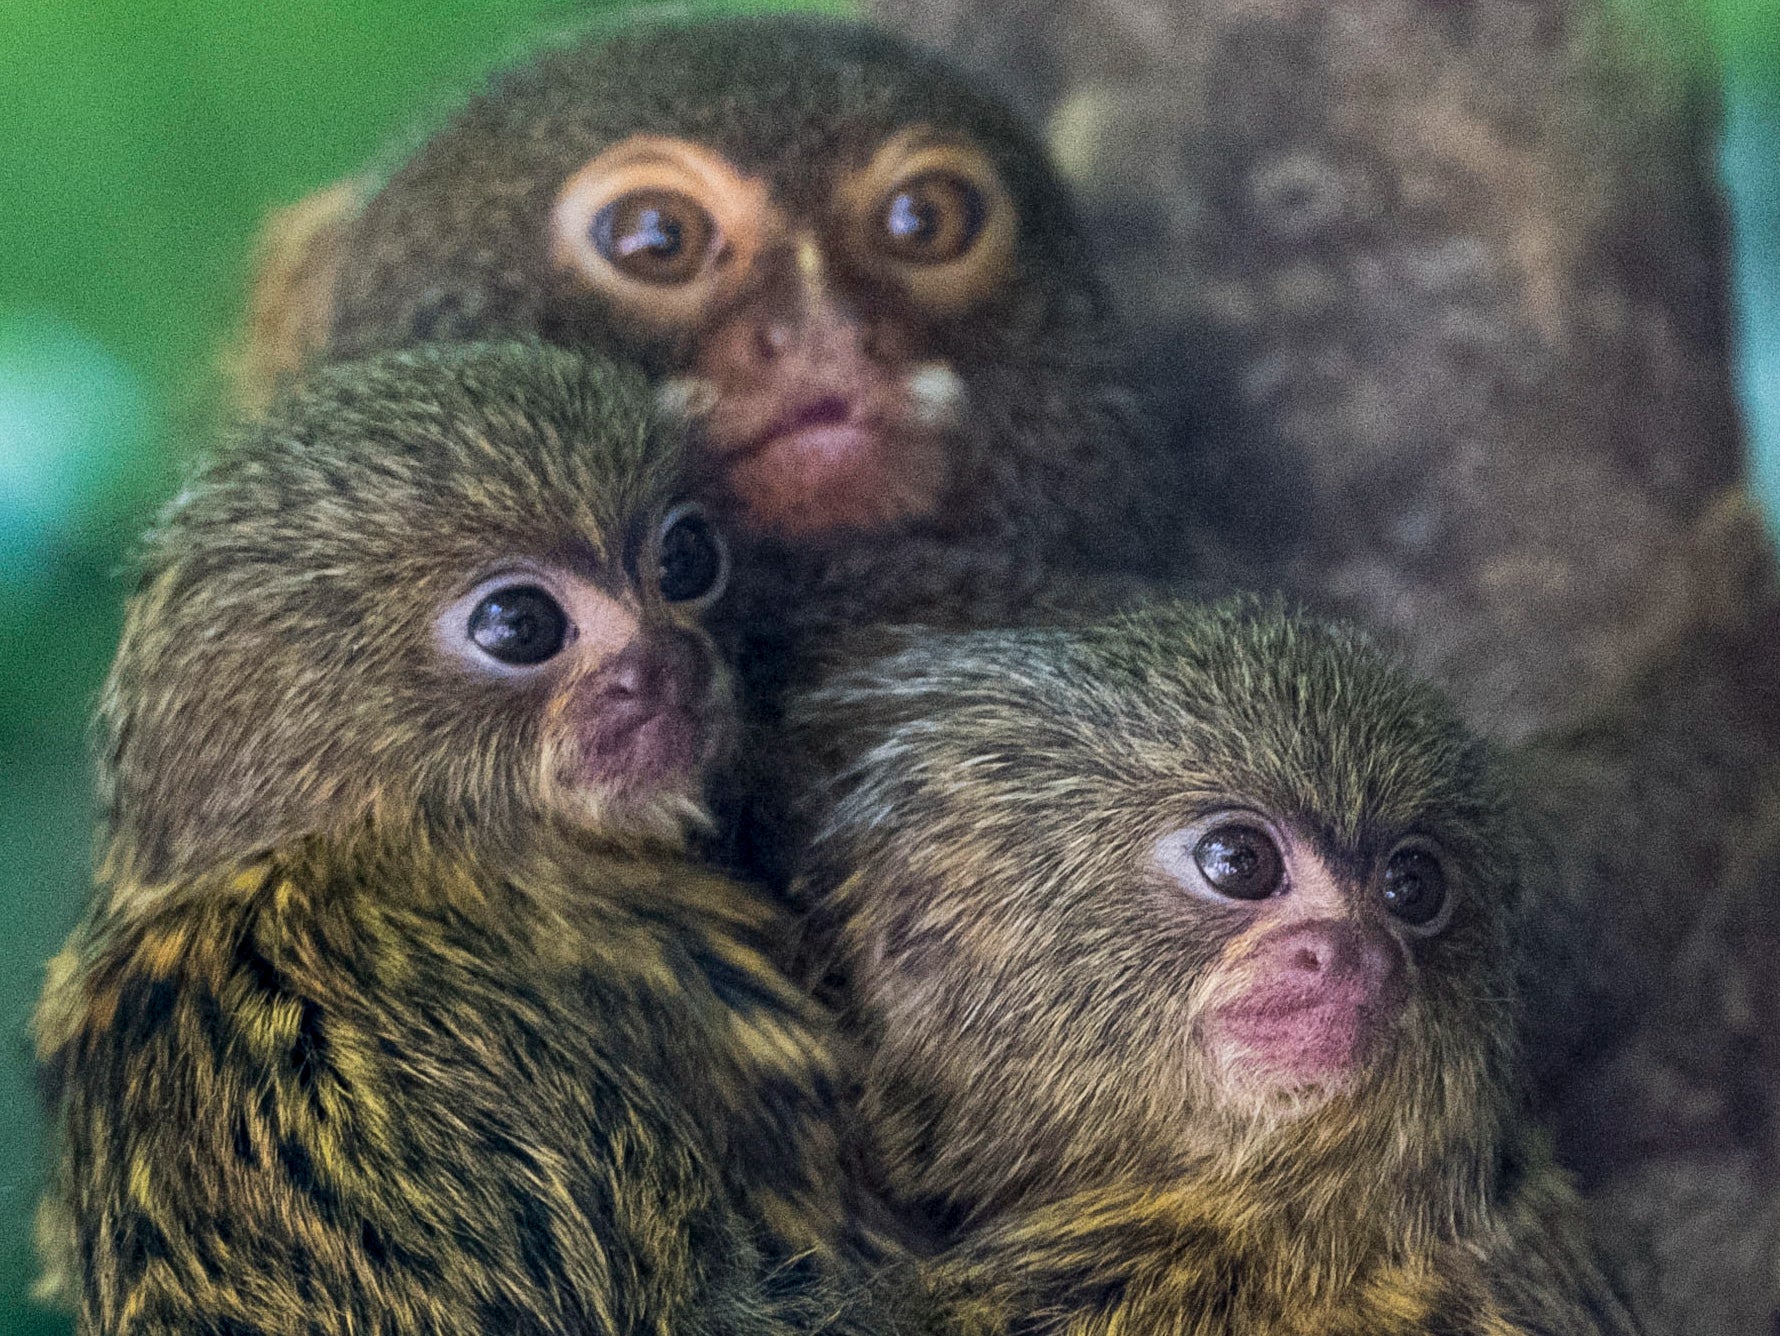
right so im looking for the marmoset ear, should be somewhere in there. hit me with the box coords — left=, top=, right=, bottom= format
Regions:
left=229, top=176, right=367, bottom=413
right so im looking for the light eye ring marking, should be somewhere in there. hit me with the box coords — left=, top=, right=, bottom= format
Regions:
left=550, top=134, right=779, bottom=328
left=836, top=128, right=1017, bottom=317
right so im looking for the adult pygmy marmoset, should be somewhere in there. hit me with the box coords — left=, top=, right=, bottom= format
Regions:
left=240, top=14, right=1187, bottom=656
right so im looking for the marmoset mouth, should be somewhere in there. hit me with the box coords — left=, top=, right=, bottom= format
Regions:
left=738, top=393, right=858, bottom=458
left=1216, top=993, right=1384, bottom=1083
left=719, top=406, right=946, bottom=539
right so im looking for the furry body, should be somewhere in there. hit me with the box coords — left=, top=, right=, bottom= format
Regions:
left=38, top=835, right=869, bottom=1335
left=36, top=344, right=898, bottom=1335
left=790, top=602, right=1639, bottom=1336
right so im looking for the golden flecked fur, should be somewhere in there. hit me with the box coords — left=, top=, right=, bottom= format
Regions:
left=36, top=343, right=907, bottom=1335
left=790, top=601, right=1641, bottom=1335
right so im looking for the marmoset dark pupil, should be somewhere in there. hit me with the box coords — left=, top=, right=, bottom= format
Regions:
left=591, top=190, right=712, bottom=284
left=1192, top=823, right=1283, bottom=900
left=1381, top=848, right=1447, bottom=926
left=878, top=173, right=985, bottom=263
left=658, top=511, right=725, bottom=603
left=468, top=585, right=568, bottom=665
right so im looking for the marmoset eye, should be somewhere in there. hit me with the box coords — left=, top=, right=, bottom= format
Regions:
left=467, top=585, right=569, bottom=665
left=656, top=504, right=728, bottom=606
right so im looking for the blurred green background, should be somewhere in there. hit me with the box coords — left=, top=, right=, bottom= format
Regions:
left=0, top=2, right=1773, bottom=1331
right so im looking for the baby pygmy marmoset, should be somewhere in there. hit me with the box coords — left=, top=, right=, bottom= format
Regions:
left=791, top=601, right=1640, bottom=1336
left=35, top=343, right=900, bottom=1336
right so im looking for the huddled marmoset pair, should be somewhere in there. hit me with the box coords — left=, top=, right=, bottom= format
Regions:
left=38, top=8, right=1750, bottom=1334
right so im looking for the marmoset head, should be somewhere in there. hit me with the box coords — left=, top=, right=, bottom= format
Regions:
left=307, top=16, right=1134, bottom=558
left=794, top=601, right=1523, bottom=1216
left=103, top=343, right=733, bottom=886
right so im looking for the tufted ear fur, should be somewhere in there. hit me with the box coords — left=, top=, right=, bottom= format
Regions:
left=228, top=177, right=367, bottom=413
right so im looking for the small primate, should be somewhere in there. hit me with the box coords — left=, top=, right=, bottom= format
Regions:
left=34, top=343, right=902, bottom=1336
left=790, top=601, right=1640, bottom=1336
left=236, top=15, right=1184, bottom=652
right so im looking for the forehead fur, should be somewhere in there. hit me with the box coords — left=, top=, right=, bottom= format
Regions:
left=473, top=16, right=1054, bottom=189
left=1074, top=603, right=1499, bottom=843
left=810, top=601, right=1509, bottom=859
left=154, top=342, right=676, bottom=603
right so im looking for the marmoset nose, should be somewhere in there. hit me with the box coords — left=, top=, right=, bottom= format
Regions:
left=1257, top=920, right=1398, bottom=995
left=591, top=633, right=708, bottom=726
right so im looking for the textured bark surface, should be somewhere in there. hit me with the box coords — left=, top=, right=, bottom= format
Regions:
left=863, top=1, right=1780, bottom=1331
